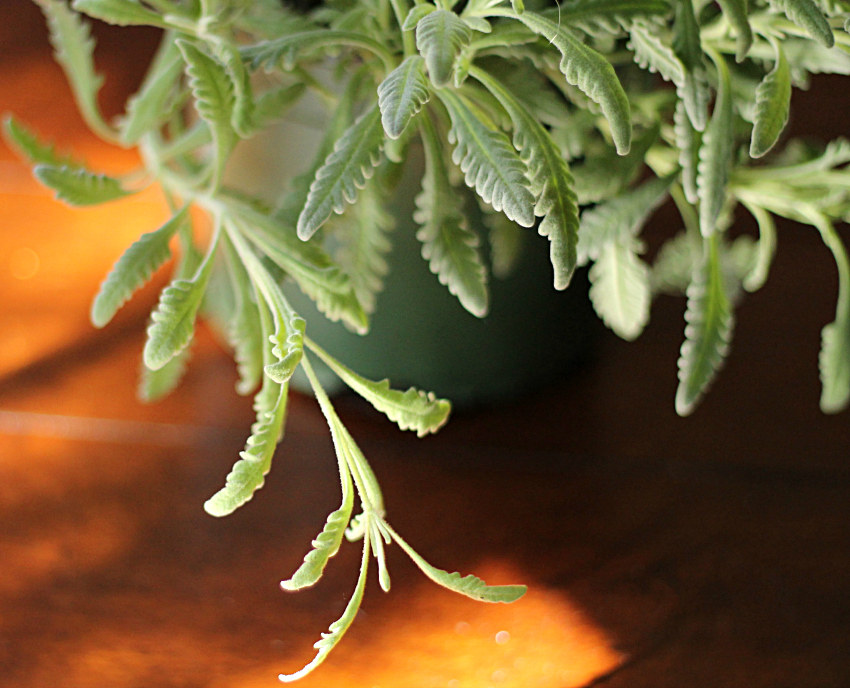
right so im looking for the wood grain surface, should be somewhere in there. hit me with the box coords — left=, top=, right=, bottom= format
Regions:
left=1, top=3, right=849, bottom=686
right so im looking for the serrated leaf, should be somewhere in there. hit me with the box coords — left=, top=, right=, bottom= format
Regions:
left=143, top=247, right=215, bottom=371
left=437, top=89, right=535, bottom=227
left=739, top=201, right=776, bottom=292
left=243, top=30, right=393, bottom=73
left=306, top=337, right=452, bottom=436
left=697, top=49, right=734, bottom=237
left=2, top=116, right=78, bottom=168
left=34, top=165, right=132, bottom=206
left=386, top=521, right=527, bottom=603
left=71, top=0, right=169, bottom=27
left=231, top=201, right=369, bottom=334
left=138, top=347, right=190, bottom=402
left=177, top=39, right=237, bottom=188
left=296, top=103, right=385, bottom=240
left=264, top=309, right=306, bottom=384
left=672, top=0, right=709, bottom=130
left=716, top=0, right=753, bottom=61
left=471, top=66, right=579, bottom=289
left=415, top=112, right=489, bottom=317
left=36, top=0, right=113, bottom=140
left=402, top=2, right=437, bottom=31
left=589, top=240, right=651, bottom=340
left=214, top=41, right=255, bottom=139
left=750, top=39, right=791, bottom=158
left=769, top=0, right=834, bottom=47
left=415, top=9, right=473, bottom=88
left=279, top=530, right=370, bottom=682
left=281, top=500, right=354, bottom=591
left=540, top=0, right=671, bottom=35
left=120, top=34, right=184, bottom=144
left=515, top=11, right=632, bottom=155
left=334, top=180, right=394, bottom=314
left=205, top=383, right=288, bottom=516
left=629, top=21, right=686, bottom=85
left=578, top=173, right=674, bottom=263
left=378, top=56, right=431, bottom=139
left=674, top=100, right=702, bottom=204
left=91, top=208, right=188, bottom=328
left=675, top=235, right=734, bottom=416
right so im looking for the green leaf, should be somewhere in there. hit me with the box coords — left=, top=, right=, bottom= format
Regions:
left=120, top=34, right=184, bottom=144
left=177, top=39, right=237, bottom=188
left=214, top=41, right=255, bottom=139
left=672, top=0, right=709, bottom=130
left=769, top=0, right=834, bottom=47
left=402, top=2, right=437, bottom=31
left=750, top=39, right=791, bottom=159
left=278, top=529, right=370, bottom=682
left=296, top=103, right=385, bottom=241
left=243, top=30, right=394, bottom=73
left=143, top=237, right=216, bottom=371
left=811, top=214, right=850, bottom=412
left=589, top=240, right=651, bottom=340
left=71, top=0, right=169, bottom=27
left=264, top=307, right=306, bottom=385
left=514, top=11, right=632, bottom=155
left=696, top=49, right=734, bottom=237
left=674, top=100, right=702, bottom=204
left=629, top=21, right=686, bottom=86
left=652, top=230, right=701, bottom=295
left=252, top=82, right=306, bottom=130
left=138, top=347, right=190, bottom=402
left=715, top=0, right=753, bottom=61
left=437, top=89, right=535, bottom=227
left=385, top=521, right=527, bottom=603
left=511, top=0, right=526, bottom=14
left=231, top=201, right=369, bottom=334
left=34, top=165, right=132, bottom=206
left=539, top=0, right=671, bottom=35
left=577, top=173, right=674, bottom=263
left=205, top=383, right=288, bottom=516
left=739, top=201, right=776, bottom=293
left=377, top=56, right=431, bottom=139
left=415, top=112, right=489, bottom=317
left=281, top=499, right=354, bottom=591
left=675, top=234, right=734, bottom=416
left=35, top=0, right=114, bottom=140
left=471, top=66, right=579, bottom=289
left=415, top=9, right=473, bottom=88
left=2, top=116, right=78, bottom=168
left=306, top=337, right=452, bottom=437
left=91, top=208, right=188, bottom=328
left=334, top=180, right=394, bottom=314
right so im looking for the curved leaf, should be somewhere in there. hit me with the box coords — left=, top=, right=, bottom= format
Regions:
left=281, top=501, right=354, bottom=591
left=739, top=200, right=776, bottom=293
left=402, top=2, right=437, bottom=31
left=215, top=41, right=255, bottom=139
left=514, top=11, right=632, bottom=155
left=385, top=521, right=527, bottom=603
left=769, top=0, right=834, bottom=47
left=696, top=49, right=734, bottom=237
left=437, top=89, right=535, bottom=227
left=306, top=337, right=452, bottom=437
left=675, top=235, right=734, bottom=416
left=71, top=0, right=169, bottom=27
left=672, top=0, right=709, bottom=130
left=716, top=0, right=753, bottom=61
left=540, top=0, right=671, bottom=35
left=138, top=347, right=190, bottom=402
left=415, top=112, right=489, bottom=316
left=297, top=103, right=385, bottom=240
left=415, top=9, right=473, bottom=88
left=377, top=55, right=431, bottom=139
left=750, top=39, right=791, bottom=158
left=674, top=100, right=702, bottom=204
left=243, top=30, right=394, bottom=73
left=3, top=116, right=78, bottom=168
left=629, top=21, right=686, bottom=86
left=92, top=207, right=188, bottom=328
left=471, top=66, right=579, bottom=289
left=589, top=241, right=651, bottom=340
left=34, top=165, right=131, bottom=206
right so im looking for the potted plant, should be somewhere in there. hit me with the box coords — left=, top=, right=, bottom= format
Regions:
left=5, top=0, right=850, bottom=679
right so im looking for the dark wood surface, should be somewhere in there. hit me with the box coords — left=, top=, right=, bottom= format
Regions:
left=2, top=4, right=849, bottom=686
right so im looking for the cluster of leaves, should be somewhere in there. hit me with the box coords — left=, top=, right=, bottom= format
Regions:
left=6, top=0, right=850, bottom=678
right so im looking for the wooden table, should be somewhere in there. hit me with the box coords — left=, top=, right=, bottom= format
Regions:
left=1, top=4, right=849, bottom=686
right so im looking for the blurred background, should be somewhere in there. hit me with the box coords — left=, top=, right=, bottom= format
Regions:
left=1, top=1, right=849, bottom=686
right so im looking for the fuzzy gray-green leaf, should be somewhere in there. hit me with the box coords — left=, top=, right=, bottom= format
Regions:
left=34, top=165, right=132, bottom=206
left=139, top=347, right=190, bottom=402
left=589, top=240, right=651, bottom=340
left=377, top=55, right=431, bottom=139
left=281, top=500, right=353, bottom=591
left=415, top=9, right=473, bottom=88
left=716, top=0, right=753, bottom=61
left=740, top=201, right=776, bottom=292
left=515, top=11, right=632, bottom=155
left=674, top=99, right=702, bottom=203
left=770, top=0, right=834, bottom=47
left=415, top=112, right=489, bottom=317
left=297, top=103, right=385, bottom=240
left=472, top=66, right=579, bottom=289
left=696, top=50, right=734, bottom=236
left=437, top=89, right=535, bottom=228
left=629, top=21, right=686, bottom=86
left=750, top=40, right=791, bottom=158
left=92, top=208, right=188, bottom=328
left=675, top=235, right=734, bottom=415
left=71, top=0, right=169, bottom=27
left=3, top=116, right=78, bottom=168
